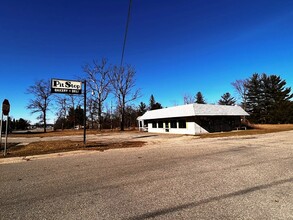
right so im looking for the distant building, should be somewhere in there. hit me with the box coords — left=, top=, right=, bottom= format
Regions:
left=137, top=103, right=249, bottom=135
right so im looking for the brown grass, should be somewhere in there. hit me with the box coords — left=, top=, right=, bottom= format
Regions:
left=9, top=129, right=135, bottom=138
left=199, top=124, right=293, bottom=138
left=0, top=140, right=145, bottom=158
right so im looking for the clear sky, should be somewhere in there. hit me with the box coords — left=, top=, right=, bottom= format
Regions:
left=1, top=0, right=293, bottom=123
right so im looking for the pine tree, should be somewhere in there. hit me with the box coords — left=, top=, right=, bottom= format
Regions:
left=149, top=95, right=163, bottom=110
left=195, top=92, right=206, bottom=104
left=245, top=73, right=293, bottom=123
left=218, top=92, right=236, bottom=105
left=137, top=102, right=147, bottom=116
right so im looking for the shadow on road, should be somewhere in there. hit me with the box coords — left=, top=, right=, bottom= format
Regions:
left=127, top=177, right=293, bottom=220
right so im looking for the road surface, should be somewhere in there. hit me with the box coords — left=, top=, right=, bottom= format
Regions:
left=1, top=131, right=292, bottom=219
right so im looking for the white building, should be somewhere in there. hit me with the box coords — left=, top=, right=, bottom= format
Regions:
left=137, top=103, right=249, bottom=135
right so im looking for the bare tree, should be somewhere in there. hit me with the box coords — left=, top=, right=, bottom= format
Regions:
left=87, top=96, right=97, bottom=129
left=83, top=58, right=111, bottom=130
left=109, top=65, right=140, bottom=131
left=183, top=93, right=195, bottom=104
left=54, top=95, right=68, bottom=130
left=231, top=79, right=248, bottom=110
left=26, top=79, right=52, bottom=132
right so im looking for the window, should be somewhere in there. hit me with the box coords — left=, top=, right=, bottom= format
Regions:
left=170, top=120, right=177, bottom=128
left=165, top=121, right=169, bottom=128
left=152, top=122, right=157, bottom=128
left=178, top=120, right=186, bottom=128
left=158, top=121, right=163, bottom=128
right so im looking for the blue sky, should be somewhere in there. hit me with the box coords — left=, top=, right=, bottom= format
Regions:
left=1, top=0, right=293, bottom=123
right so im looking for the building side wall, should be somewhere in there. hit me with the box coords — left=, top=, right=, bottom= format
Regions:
left=141, top=115, right=243, bottom=135
left=147, top=121, right=208, bottom=135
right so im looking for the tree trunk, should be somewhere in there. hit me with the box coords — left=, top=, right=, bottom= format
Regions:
left=98, top=102, right=102, bottom=131
left=120, top=100, right=125, bottom=131
left=43, top=99, right=47, bottom=133
left=43, top=111, right=47, bottom=133
left=120, top=110, right=125, bottom=131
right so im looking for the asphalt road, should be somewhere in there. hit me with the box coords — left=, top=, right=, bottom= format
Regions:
left=0, top=131, right=292, bottom=219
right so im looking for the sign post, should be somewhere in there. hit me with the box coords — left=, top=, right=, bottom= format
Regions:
left=0, top=113, right=3, bottom=153
left=1, top=99, right=10, bottom=157
left=83, top=80, right=86, bottom=145
left=51, top=79, right=86, bottom=145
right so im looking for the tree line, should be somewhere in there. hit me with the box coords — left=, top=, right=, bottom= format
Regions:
left=233, top=73, right=293, bottom=123
left=24, top=63, right=293, bottom=132
left=26, top=59, right=142, bottom=132
left=184, top=73, right=293, bottom=124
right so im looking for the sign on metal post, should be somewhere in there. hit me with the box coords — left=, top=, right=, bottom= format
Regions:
left=51, top=78, right=87, bottom=144
left=2, top=99, right=10, bottom=116
left=0, top=114, right=3, bottom=153
left=51, top=78, right=82, bottom=94
left=1, top=99, right=10, bottom=157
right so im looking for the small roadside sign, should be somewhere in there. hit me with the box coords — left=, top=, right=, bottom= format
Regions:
left=1, top=99, right=10, bottom=157
left=2, top=99, right=10, bottom=116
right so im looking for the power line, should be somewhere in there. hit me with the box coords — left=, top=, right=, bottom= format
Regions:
left=120, top=0, right=132, bottom=67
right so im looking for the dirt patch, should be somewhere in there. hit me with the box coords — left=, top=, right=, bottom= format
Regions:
left=0, top=140, right=145, bottom=158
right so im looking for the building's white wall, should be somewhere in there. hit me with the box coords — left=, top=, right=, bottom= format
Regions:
left=147, top=121, right=208, bottom=135
left=147, top=123, right=165, bottom=133
left=193, top=122, right=208, bottom=134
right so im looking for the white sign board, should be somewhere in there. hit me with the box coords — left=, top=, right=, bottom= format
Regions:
left=51, top=79, right=82, bottom=94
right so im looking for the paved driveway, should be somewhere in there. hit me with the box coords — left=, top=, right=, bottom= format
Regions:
left=0, top=131, right=292, bottom=219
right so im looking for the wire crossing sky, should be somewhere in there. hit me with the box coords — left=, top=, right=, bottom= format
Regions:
left=120, top=0, right=132, bottom=67
left=1, top=0, right=293, bottom=123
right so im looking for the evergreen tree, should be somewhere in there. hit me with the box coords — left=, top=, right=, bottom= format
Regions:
left=67, top=105, right=85, bottom=128
left=245, top=73, right=293, bottom=123
left=245, top=73, right=263, bottom=122
left=218, top=92, right=236, bottom=105
left=137, top=102, right=147, bottom=116
left=195, top=92, right=206, bottom=104
left=263, top=74, right=293, bottom=123
left=149, top=95, right=163, bottom=110
left=149, top=95, right=156, bottom=109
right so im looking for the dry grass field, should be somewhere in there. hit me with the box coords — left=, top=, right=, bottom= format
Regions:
left=199, top=124, right=293, bottom=138
left=1, top=124, right=293, bottom=158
